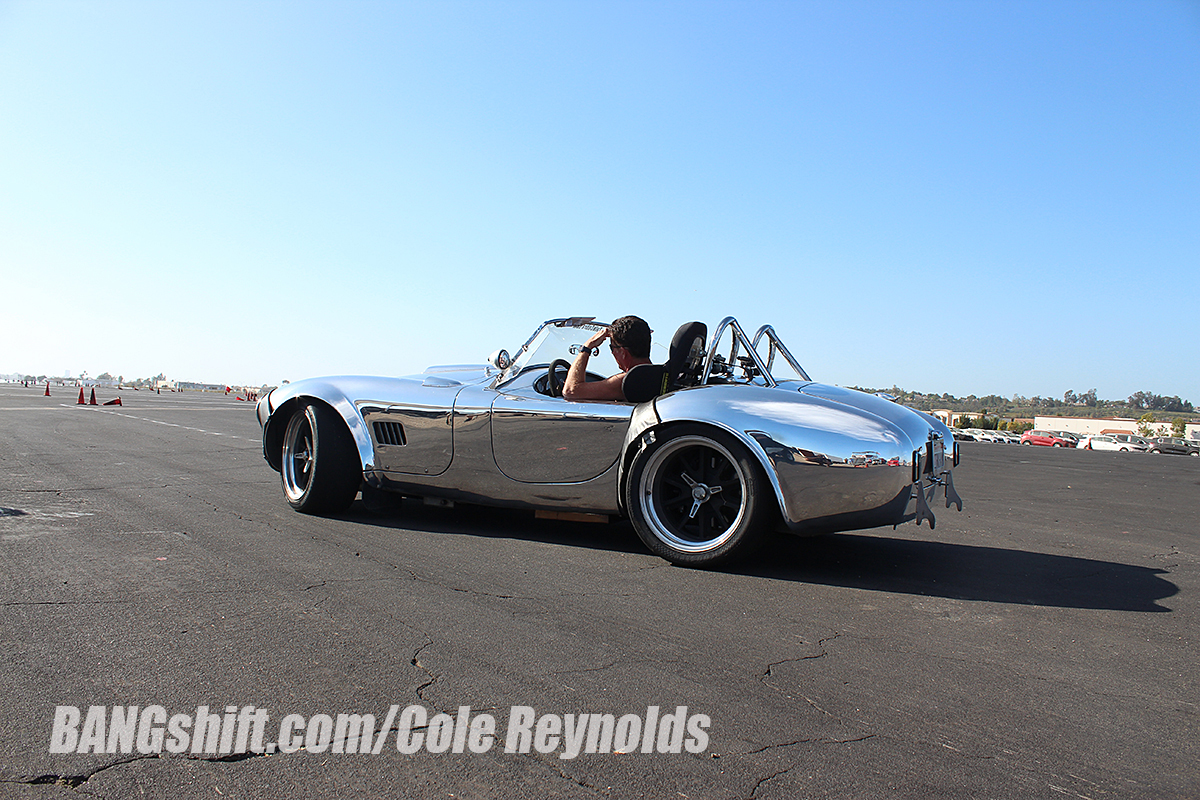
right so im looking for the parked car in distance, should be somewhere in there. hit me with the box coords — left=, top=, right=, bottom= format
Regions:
left=952, top=430, right=976, bottom=442
left=1076, top=435, right=1125, bottom=451
left=1021, top=430, right=1078, bottom=447
left=1147, top=437, right=1200, bottom=456
left=1110, top=434, right=1150, bottom=452
left=995, top=430, right=1022, bottom=444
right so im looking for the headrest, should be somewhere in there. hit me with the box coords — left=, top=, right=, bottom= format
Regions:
left=666, top=321, right=707, bottom=389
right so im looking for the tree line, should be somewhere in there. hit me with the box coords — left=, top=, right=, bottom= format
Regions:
left=850, top=386, right=1197, bottom=421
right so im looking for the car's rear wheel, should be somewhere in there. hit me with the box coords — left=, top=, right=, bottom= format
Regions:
left=626, top=425, right=768, bottom=567
left=281, top=402, right=361, bottom=513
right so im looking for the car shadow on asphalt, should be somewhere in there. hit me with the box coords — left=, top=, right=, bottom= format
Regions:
left=339, top=498, right=650, bottom=556
left=339, top=500, right=1177, bottom=613
left=733, top=531, right=1178, bottom=613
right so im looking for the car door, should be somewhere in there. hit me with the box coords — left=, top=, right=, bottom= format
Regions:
left=490, top=379, right=632, bottom=483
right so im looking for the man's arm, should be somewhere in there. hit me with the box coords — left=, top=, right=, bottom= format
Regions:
left=563, top=328, right=626, bottom=401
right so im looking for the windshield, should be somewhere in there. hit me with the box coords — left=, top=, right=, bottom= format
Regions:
left=500, top=318, right=622, bottom=384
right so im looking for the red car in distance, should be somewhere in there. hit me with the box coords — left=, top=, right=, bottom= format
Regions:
left=1020, top=430, right=1077, bottom=447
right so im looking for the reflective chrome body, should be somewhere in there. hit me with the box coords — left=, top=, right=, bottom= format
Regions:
left=258, top=317, right=962, bottom=533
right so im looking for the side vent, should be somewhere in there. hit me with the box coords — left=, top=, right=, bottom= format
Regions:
left=373, top=421, right=407, bottom=446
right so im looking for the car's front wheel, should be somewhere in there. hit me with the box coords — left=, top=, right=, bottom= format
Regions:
left=626, top=425, right=769, bottom=567
left=280, top=402, right=361, bottom=513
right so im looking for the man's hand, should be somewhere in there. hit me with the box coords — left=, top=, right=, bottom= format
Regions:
left=563, top=326, right=626, bottom=402
left=583, top=327, right=610, bottom=351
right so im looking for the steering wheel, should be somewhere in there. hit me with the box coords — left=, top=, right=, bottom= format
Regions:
left=547, top=359, right=572, bottom=398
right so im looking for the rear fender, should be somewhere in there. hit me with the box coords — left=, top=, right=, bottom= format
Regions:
left=620, top=399, right=787, bottom=523
left=624, top=385, right=920, bottom=531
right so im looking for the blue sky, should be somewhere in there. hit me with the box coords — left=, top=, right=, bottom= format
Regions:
left=2, top=1, right=1197, bottom=402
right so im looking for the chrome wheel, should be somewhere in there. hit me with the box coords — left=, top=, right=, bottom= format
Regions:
left=282, top=407, right=316, bottom=503
left=278, top=402, right=361, bottom=513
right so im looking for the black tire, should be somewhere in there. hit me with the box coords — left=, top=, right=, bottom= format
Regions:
left=626, top=424, right=769, bottom=567
left=280, top=402, right=361, bottom=513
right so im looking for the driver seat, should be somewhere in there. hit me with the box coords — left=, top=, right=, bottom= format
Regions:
left=621, top=321, right=707, bottom=403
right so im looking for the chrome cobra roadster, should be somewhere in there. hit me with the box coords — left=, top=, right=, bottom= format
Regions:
left=257, top=317, right=962, bottom=566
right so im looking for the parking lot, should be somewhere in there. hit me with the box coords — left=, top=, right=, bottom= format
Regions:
left=0, top=384, right=1196, bottom=798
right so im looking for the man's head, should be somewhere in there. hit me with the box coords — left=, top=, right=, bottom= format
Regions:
left=609, top=316, right=652, bottom=361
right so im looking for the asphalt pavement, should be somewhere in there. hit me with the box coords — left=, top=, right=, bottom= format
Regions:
left=0, top=382, right=1196, bottom=799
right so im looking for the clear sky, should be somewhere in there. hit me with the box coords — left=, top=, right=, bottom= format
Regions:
left=2, top=1, right=1197, bottom=402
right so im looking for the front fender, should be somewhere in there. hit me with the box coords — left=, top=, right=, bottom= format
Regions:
left=260, top=378, right=377, bottom=479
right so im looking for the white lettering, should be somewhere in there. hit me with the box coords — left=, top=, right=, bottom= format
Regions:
left=467, top=714, right=495, bottom=754
left=107, top=706, right=137, bottom=754
left=49, top=706, right=79, bottom=753
left=684, top=713, right=710, bottom=753
left=656, top=706, right=687, bottom=754
left=504, top=706, right=536, bottom=753
left=137, top=706, right=166, bottom=753
left=612, top=714, right=642, bottom=753
left=277, top=714, right=305, bottom=754
left=640, top=706, right=659, bottom=753
left=47, top=702, right=710, bottom=758
left=426, top=713, right=454, bottom=754
left=451, top=706, right=471, bottom=754
left=334, top=713, right=375, bottom=754
left=192, top=706, right=222, bottom=754
left=164, top=713, right=191, bottom=754
left=77, top=706, right=107, bottom=754
left=395, top=705, right=426, bottom=754
left=585, top=713, right=615, bottom=753
left=305, top=714, right=334, bottom=753
left=533, top=714, right=561, bottom=754
left=218, top=706, right=238, bottom=754
left=559, top=714, right=589, bottom=761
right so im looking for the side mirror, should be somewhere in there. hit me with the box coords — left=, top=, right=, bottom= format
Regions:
left=488, top=349, right=511, bottom=370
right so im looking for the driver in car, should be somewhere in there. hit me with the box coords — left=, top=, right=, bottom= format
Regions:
left=563, top=316, right=653, bottom=402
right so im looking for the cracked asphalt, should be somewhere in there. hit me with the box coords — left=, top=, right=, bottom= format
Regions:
left=0, top=384, right=1196, bottom=798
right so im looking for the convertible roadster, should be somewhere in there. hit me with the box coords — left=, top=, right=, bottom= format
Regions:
left=257, top=317, right=962, bottom=566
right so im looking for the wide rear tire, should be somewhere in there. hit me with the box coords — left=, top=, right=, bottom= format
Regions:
left=280, top=402, right=361, bottom=513
left=626, top=424, right=769, bottom=567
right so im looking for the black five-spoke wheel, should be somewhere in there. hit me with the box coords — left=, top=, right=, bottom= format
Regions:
left=627, top=424, right=767, bottom=566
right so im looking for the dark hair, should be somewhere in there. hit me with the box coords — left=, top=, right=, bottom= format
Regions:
left=610, top=316, right=651, bottom=359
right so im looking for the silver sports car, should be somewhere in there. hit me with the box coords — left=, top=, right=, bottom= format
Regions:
left=257, top=317, right=962, bottom=566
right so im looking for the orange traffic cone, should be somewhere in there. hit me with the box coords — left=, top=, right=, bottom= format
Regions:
left=77, top=388, right=86, bottom=404
left=89, top=389, right=98, bottom=405
left=103, top=397, right=122, bottom=406
left=44, top=382, right=51, bottom=396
